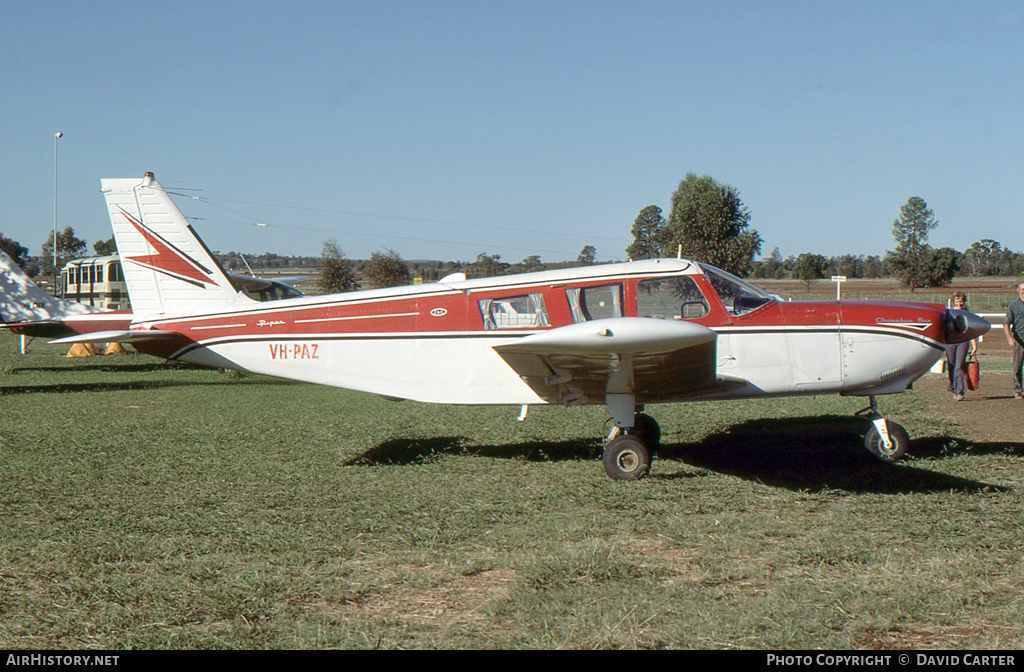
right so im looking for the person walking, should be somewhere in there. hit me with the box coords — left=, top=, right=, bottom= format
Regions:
left=946, top=292, right=976, bottom=400
left=1004, top=282, right=1024, bottom=399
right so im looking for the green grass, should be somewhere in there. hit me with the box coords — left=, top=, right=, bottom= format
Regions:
left=2, top=332, right=1023, bottom=649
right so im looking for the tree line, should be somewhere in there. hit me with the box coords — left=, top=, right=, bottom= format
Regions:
left=5, top=175, right=1023, bottom=295
left=316, top=242, right=601, bottom=293
left=626, top=175, right=1024, bottom=290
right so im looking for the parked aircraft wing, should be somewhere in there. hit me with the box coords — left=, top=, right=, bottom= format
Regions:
left=48, top=330, right=182, bottom=345
left=493, top=317, right=723, bottom=405
left=0, top=250, right=103, bottom=324
left=228, top=274, right=310, bottom=291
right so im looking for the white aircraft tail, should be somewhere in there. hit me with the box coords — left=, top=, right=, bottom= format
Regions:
left=0, top=251, right=102, bottom=324
left=100, top=173, right=253, bottom=317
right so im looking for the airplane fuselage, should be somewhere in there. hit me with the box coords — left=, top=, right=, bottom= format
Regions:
left=125, top=259, right=950, bottom=406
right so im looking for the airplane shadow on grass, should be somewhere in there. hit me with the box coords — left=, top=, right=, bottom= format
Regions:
left=348, top=436, right=603, bottom=467
left=351, top=414, right=1010, bottom=495
left=23, top=361, right=224, bottom=374
left=0, top=374, right=298, bottom=396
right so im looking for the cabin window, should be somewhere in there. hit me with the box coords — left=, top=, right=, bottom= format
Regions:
left=566, top=284, right=623, bottom=323
left=479, top=293, right=550, bottom=330
left=109, top=262, right=121, bottom=282
left=637, top=275, right=709, bottom=320
left=699, top=264, right=774, bottom=315
left=95, top=265, right=104, bottom=284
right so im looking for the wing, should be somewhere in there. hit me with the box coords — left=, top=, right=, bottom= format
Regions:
left=493, top=317, right=738, bottom=405
left=0, top=250, right=104, bottom=324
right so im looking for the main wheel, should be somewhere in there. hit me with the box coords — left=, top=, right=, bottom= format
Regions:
left=864, top=422, right=910, bottom=462
left=633, top=412, right=661, bottom=448
left=603, top=434, right=650, bottom=481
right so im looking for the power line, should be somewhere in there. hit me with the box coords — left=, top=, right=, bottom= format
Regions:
left=169, top=191, right=630, bottom=260
left=171, top=192, right=629, bottom=244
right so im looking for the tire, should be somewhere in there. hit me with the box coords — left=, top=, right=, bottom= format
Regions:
left=864, top=422, right=910, bottom=462
left=633, top=412, right=661, bottom=448
left=602, top=435, right=650, bottom=481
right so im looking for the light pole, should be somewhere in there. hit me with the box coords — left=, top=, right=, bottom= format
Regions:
left=53, top=131, right=62, bottom=296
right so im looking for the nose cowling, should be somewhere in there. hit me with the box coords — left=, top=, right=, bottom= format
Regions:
left=945, top=309, right=991, bottom=344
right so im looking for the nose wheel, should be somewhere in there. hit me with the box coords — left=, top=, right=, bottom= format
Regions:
left=864, top=420, right=909, bottom=461
left=857, top=396, right=910, bottom=462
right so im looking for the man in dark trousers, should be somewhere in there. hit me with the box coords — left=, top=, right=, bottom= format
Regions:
left=1004, top=282, right=1024, bottom=399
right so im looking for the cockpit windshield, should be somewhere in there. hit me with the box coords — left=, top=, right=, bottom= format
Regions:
left=698, top=264, right=775, bottom=315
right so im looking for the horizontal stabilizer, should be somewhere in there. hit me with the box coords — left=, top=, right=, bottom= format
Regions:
left=49, top=330, right=181, bottom=345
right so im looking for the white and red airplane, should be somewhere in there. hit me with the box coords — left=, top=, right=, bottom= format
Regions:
left=53, top=173, right=989, bottom=480
left=0, top=250, right=133, bottom=340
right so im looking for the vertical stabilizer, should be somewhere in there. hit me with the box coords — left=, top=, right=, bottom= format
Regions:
left=0, top=251, right=103, bottom=324
left=100, top=173, right=251, bottom=317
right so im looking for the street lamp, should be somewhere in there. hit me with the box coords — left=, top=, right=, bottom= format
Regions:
left=53, top=131, right=62, bottom=296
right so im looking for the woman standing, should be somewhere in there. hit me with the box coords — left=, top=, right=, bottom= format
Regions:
left=946, top=292, right=978, bottom=401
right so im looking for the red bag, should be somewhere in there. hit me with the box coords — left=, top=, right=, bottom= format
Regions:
left=965, top=355, right=980, bottom=391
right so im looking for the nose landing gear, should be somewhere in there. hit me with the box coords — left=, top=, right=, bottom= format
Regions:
left=856, top=396, right=910, bottom=462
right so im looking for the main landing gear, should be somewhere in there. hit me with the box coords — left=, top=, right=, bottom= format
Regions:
left=856, top=396, right=910, bottom=462
left=602, top=394, right=660, bottom=481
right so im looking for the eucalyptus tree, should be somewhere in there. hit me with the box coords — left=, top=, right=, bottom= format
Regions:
left=626, top=205, right=666, bottom=260
left=318, top=238, right=357, bottom=294
left=887, top=196, right=938, bottom=290
left=364, top=249, right=412, bottom=288
left=662, top=174, right=761, bottom=276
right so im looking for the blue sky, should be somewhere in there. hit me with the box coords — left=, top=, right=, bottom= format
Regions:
left=3, top=0, right=1022, bottom=264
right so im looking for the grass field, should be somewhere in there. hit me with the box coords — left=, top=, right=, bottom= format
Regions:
left=2, top=299, right=1023, bottom=648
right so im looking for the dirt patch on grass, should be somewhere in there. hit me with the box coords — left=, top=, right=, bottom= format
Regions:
left=322, top=566, right=517, bottom=626
left=616, top=537, right=705, bottom=583
left=856, top=622, right=1024, bottom=649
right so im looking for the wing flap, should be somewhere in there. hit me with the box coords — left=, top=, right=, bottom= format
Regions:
left=493, top=318, right=725, bottom=405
